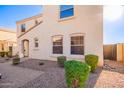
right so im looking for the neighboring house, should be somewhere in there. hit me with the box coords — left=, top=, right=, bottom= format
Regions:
left=0, top=27, right=17, bottom=56
left=17, top=5, right=103, bottom=66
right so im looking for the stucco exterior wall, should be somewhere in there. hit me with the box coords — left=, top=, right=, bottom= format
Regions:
left=17, top=15, right=42, bottom=37
left=0, top=29, right=17, bottom=53
left=17, top=5, right=103, bottom=66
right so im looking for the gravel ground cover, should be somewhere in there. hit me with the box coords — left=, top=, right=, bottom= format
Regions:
left=0, top=61, right=43, bottom=88
left=21, top=67, right=66, bottom=88
left=17, top=59, right=66, bottom=88
left=16, top=59, right=103, bottom=88
left=18, top=59, right=58, bottom=71
left=103, top=60, right=124, bottom=74
left=0, top=58, right=124, bottom=88
left=0, top=57, right=11, bottom=63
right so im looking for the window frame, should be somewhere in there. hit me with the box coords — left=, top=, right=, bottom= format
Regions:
left=60, top=5, right=74, bottom=19
left=34, top=38, right=39, bottom=48
left=21, top=24, right=26, bottom=32
left=70, top=33, right=85, bottom=55
left=58, top=5, right=75, bottom=21
left=35, top=20, right=38, bottom=25
left=52, top=35, right=63, bottom=54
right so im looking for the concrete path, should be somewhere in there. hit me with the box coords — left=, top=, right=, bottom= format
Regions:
left=0, top=61, right=43, bottom=88
left=94, top=70, right=124, bottom=88
left=94, top=61, right=124, bottom=88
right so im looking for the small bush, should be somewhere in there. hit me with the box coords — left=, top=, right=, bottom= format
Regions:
left=64, top=60, right=90, bottom=88
left=12, top=55, right=20, bottom=65
left=57, top=56, right=66, bottom=67
left=7, top=51, right=12, bottom=58
left=0, top=52, right=5, bottom=57
left=85, top=54, right=99, bottom=72
left=5, top=52, right=9, bottom=57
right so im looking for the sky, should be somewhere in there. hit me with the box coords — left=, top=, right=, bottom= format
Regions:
left=0, top=5, right=124, bottom=44
left=0, top=5, right=42, bottom=29
left=104, top=6, right=124, bottom=44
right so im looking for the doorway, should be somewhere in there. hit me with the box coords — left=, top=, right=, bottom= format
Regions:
left=22, top=40, right=29, bottom=57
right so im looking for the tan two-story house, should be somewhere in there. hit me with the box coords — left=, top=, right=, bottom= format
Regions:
left=0, top=27, right=17, bottom=55
left=17, top=5, right=103, bottom=66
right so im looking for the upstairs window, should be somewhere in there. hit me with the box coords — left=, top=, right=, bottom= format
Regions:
left=71, top=35, right=84, bottom=55
left=34, top=38, right=39, bottom=48
left=52, top=36, right=63, bottom=54
left=60, top=5, right=74, bottom=19
left=35, top=20, right=38, bottom=25
left=21, top=24, right=26, bottom=32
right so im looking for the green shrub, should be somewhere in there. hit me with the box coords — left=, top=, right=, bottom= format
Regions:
left=0, top=52, right=5, bottom=57
left=85, top=54, right=99, bottom=72
left=64, top=60, right=90, bottom=88
left=57, top=56, right=66, bottom=67
left=7, top=51, right=12, bottom=58
left=5, top=52, right=9, bottom=57
left=12, top=55, right=20, bottom=65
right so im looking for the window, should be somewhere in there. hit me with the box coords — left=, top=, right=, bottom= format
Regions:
left=21, top=24, right=26, bottom=32
left=71, top=35, right=84, bottom=55
left=35, top=20, right=38, bottom=25
left=60, top=5, right=74, bottom=19
left=52, top=36, right=63, bottom=54
left=34, top=38, right=39, bottom=48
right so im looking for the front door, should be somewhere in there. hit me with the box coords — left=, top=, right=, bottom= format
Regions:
left=23, top=40, right=29, bottom=57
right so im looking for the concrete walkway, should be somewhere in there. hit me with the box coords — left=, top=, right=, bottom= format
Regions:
left=94, top=70, right=124, bottom=88
left=0, top=61, right=43, bottom=88
left=94, top=61, right=124, bottom=88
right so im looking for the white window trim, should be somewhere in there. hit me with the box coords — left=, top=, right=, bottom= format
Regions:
left=34, top=37, right=39, bottom=50
left=21, top=24, right=26, bottom=32
left=69, top=33, right=85, bottom=56
left=51, top=35, right=63, bottom=55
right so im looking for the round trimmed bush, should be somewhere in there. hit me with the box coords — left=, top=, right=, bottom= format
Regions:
left=8, top=51, right=12, bottom=58
left=57, top=56, right=66, bottom=67
left=0, top=52, right=5, bottom=57
left=13, top=58, right=20, bottom=65
left=12, top=55, right=20, bottom=65
left=85, top=54, right=99, bottom=72
left=64, top=60, right=90, bottom=88
left=5, top=52, right=9, bottom=57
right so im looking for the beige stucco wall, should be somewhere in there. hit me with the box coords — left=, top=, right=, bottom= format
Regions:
left=17, top=5, right=103, bottom=66
left=17, top=15, right=42, bottom=37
